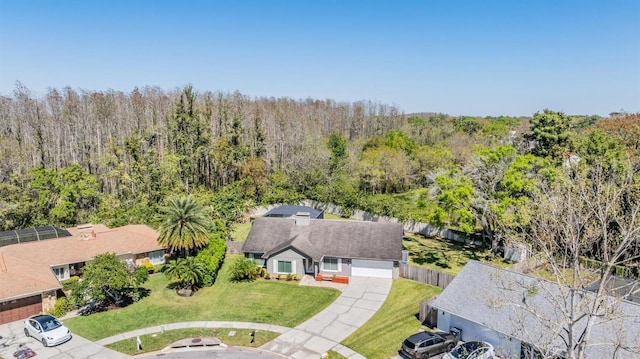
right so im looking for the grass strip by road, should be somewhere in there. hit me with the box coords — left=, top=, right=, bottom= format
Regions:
left=64, top=255, right=340, bottom=341
left=341, top=278, right=442, bottom=359
left=326, top=350, right=347, bottom=359
left=106, top=328, right=279, bottom=355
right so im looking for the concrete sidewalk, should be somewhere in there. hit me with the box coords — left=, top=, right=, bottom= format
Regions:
left=260, top=277, right=392, bottom=359
left=97, top=321, right=291, bottom=346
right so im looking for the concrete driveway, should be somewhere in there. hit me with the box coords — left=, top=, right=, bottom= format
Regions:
left=0, top=319, right=129, bottom=359
left=261, top=276, right=392, bottom=358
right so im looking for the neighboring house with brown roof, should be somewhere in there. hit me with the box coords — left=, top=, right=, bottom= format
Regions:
left=242, top=213, right=403, bottom=279
left=0, top=224, right=165, bottom=324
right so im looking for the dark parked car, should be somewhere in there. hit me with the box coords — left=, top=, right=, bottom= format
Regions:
left=400, top=331, right=457, bottom=358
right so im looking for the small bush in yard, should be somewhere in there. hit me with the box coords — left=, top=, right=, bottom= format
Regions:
left=48, top=297, right=72, bottom=317
left=229, top=256, right=258, bottom=282
left=140, top=262, right=154, bottom=273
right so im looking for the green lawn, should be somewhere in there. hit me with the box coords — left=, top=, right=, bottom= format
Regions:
left=230, top=222, right=252, bottom=242
left=323, top=212, right=350, bottom=220
left=106, top=328, right=279, bottom=355
left=341, top=279, right=442, bottom=359
left=403, top=233, right=512, bottom=275
left=327, top=350, right=348, bottom=359
left=64, top=255, right=340, bottom=341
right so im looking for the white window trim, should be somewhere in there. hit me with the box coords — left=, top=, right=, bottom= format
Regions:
left=52, top=265, right=68, bottom=281
left=321, top=257, right=342, bottom=272
left=273, top=259, right=296, bottom=274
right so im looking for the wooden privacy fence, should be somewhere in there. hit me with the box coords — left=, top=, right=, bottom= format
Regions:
left=399, top=263, right=455, bottom=289
left=226, top=240, right=244, bottom=254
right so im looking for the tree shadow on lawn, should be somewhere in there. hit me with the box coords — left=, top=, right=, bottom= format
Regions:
left=79, top=288, right=151, bottom=315
left=410, top=248, right=451, bottom=269
left=406, top=235, right=492, bottom=268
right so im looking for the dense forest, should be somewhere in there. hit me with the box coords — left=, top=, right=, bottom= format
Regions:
left=0, top=84, right=638, bottom=256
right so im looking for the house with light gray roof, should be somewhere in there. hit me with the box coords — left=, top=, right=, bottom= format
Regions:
left=431, top=261, right=640, bottom=358
left=242, top=212, right=403, bottom=279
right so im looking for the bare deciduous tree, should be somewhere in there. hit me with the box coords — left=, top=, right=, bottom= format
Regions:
left=502, top=163, right=640, bottom=359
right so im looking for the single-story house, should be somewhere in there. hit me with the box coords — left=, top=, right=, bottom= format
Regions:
left=263, top=205, right=324, bottom=219
left=242, top=213, right=403, bottom=279
left=0, top=224, right=165, bottom=324
left=431, top=261, right=640, bottom=358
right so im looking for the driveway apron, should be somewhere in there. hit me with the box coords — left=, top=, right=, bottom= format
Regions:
left=261, top=277, right=392, bottom=359
left=0, top=319, right=129, bottom=359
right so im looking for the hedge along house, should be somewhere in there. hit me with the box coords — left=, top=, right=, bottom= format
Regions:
left=0, top=224, right=165, bottom=324
left=242, top=213, right=403, bottom=279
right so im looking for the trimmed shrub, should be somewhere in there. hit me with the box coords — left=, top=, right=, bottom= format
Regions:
left=197, top=233, right=227, bottom=286
left=47, top=297, right=72, bottom=318
left=139, top=262, right=154, bottom=273
left=229, top=256, right=258, bottom=282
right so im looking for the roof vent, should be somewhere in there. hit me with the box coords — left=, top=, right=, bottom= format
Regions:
left=295, top=212, right=310, bottom=226
left=78, top=224, right=96, bottom=240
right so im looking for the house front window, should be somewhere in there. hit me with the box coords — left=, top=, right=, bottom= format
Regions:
left=277, top=260, right=292, bottom=273
left=52, top=266, right=67, bottom=281
left=248, top=253, right=265, bottom=266
left=148, top=250, right=165, bottom=265
left=322, top=257, right=341, bottom=272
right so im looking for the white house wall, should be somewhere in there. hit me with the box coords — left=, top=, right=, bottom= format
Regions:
left=437, top=312, right=521, bottom=358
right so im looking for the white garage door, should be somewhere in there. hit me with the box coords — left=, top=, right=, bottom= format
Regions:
left=351, top=259, right=393, bottom=278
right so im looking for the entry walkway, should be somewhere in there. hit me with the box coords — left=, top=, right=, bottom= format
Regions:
left=261, top=276, right=392, bottom=358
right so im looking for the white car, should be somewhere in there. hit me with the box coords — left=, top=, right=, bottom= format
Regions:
left=24, top=314, right=72, bottom=347
left=442, top=341, right=495, bottom=359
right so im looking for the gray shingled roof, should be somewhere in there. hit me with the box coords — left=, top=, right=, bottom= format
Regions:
left=432, top=261, right=640, bottom=358
left=263, top=205, right=324, bottom=218
left=242, top=217, right=403, bottom=261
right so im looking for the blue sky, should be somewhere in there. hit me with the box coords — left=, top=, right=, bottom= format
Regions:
left=1, top=0, right=638, bottom=116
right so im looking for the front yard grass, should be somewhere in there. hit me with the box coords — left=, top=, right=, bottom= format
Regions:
left=106, top=328, right=279, bottom=355
left=403, top=233, right=512, bottom=275
left=63, top=255, right=340, bottom=341
left=341, top=278, right=442, bottom=359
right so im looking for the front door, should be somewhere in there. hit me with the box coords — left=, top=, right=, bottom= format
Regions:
left=303, top=258, right=314, bottom=274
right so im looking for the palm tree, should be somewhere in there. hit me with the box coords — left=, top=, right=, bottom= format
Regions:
left=157, top=195, right=210, bottom=256
left=163, top=257, right=206, bottom=291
